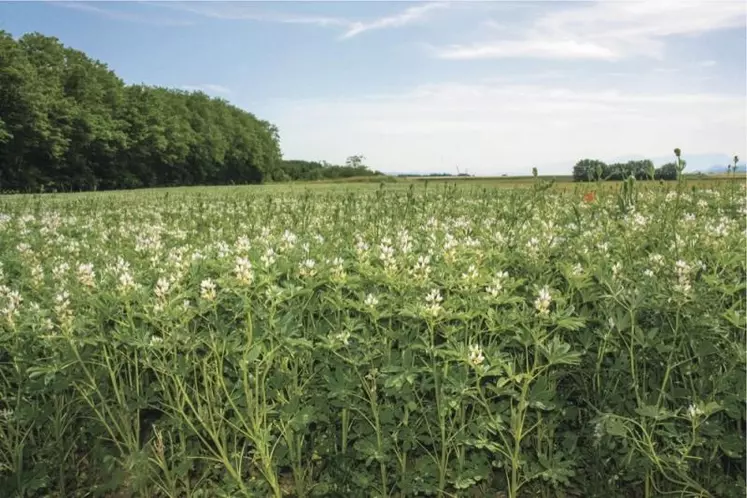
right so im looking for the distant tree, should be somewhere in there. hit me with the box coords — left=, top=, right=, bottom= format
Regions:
left=572, top=159, right=607, bottom=182
left=345, top=155, right=366, bottom=169
left=573, top=157, right=677, bottom=182
left=655, top=162, right=680, bottom=180
left=275, top=159, right=381, bottom=181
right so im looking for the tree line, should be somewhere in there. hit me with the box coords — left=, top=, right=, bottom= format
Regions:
left=275, top=155, right=381, bottom=182
left=572, top=158, right=685, bottom=182
left=0, top=31, right=375, bottom=192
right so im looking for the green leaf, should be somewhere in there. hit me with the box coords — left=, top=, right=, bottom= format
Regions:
left=528, top=376, right=556, bottom=411
left=634, top=404, right=671, bottom=420
left=605, top=417, right=628, bottom=437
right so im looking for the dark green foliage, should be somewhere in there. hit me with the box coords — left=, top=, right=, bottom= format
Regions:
left=272, top=159, right=381, bottom=182
left=654, top=162, right=680, bottom=180
left=572, top=159, right=606, bottom=181
left=573, top=157, right=680, bottom=182
left=0, top=31, right=282, bottom=191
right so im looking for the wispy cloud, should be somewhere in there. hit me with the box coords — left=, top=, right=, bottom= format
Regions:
left=53, top=1, right=194, bottom=27
left=155, top=1, right=447, bottom=39
left=340, top=2, right=448, bottom=39
left=433, top=0, right=746, bottom=60
left=158, top=2, right=349, bottom=28
left=181, top=84, right=232, bottom=95
left=436, top=39, right=619, bottom=61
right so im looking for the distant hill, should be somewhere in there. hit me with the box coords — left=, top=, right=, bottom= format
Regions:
left=704, top=163, right=746, bottom=174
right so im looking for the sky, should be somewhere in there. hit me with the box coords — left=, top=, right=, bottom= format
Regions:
left=1, top=0, right=745, bottom=175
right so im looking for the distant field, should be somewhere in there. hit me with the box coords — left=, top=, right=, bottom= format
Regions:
left=2, top=173, right=742, bottom=198
left=269, top=172, right=742, bottom=189
left=249, top=174, right=744, bottom=197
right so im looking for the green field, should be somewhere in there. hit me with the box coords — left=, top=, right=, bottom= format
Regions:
left=0, top=179, right=745, bottom=497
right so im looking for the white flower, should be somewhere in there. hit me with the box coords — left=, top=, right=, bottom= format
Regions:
left=54, top=290, right=72, bottom=326
left=235, top=235, right=252, bottom=252
left=281, top=230, right=297, bottom=245
left=526, top=237, right=540, bottom=255
left=674, top=260, right=693, bottom=294
left=379, top=242, right=395, bottom=267
left=649, top=254, right=664, bottom=266
left=410, top=254, right=431, bottom=279
left=261, top=247, right=276, bottom=266
left=423, top=288, right=443, bottom=317
left=234, top=256, right=254, bottom=285
left=200, top=278, right=217, bottom=301
left=334, top=330, right=351, bottom=346
left=298, top=259, right=317, bottom=277
left=77, top=263, right=96, bottom=288
left=593, top=420, right=604, bottom=442
left=364, top=293, right=379, bottom=308
left=329, top=256, right=346, bottom=280
left=52, top=262, right=70, bottom=281
left=154, top=277, right=171, bottom=299
left=686, top=403, right=704, bottom=420
left=534, top=286, right=552, bottom=315
left=468, top=344, right=485, bottom=366
left=612, top=262, right=622, bottom=278
left=425, top=288, right=442, bottom=304
left=16, top=242, right=31, bottom=255
left=355, top=235, right=370, bottom=257
left=485, top=271, right=508, bottom=298
left=461, top=264, right=479, bottom=282
left=632, top=213, right=647, bottom=228
left=675, top=260, right=691, bottom=276
left=117, top=271, right=136, bottom=293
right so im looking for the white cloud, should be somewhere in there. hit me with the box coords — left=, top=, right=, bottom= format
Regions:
left=158, top=2, right=349, bottom=28
left=434, top=0, right=746, bottom=60
left=340, top=2, right=448, bottom=39
left=181, top=84, right=232, bottom=95
left=154, top=1, right=447, bottom=39
left=264, top=81, right=746, bottom=175
left=436, top=39, right=619, bottom=60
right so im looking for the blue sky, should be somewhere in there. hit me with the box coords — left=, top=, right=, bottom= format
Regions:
left=1, top=1, right=745, bottom=175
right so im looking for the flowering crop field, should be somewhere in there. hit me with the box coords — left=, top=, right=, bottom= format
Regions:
left=0, top=181, right=745, bottom=498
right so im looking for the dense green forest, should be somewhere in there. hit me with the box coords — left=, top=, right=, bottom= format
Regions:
left=0, top=31, right=378, bottom=192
